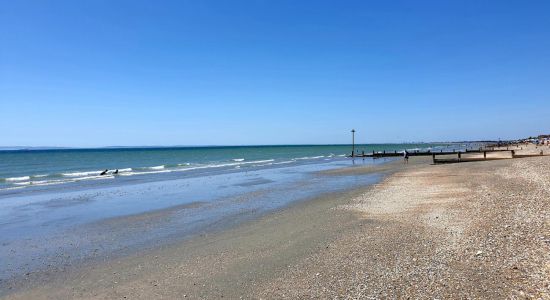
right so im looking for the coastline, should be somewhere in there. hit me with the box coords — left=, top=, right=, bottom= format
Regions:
left=3, top=151, right=550, bottom=299
left=0, top=157, right=392, bottom=295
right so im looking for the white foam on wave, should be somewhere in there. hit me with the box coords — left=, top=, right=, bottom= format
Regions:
left=31, top=179, right=71, bottom=185
left=62, top=170, right=101, bottom=177
left=118, top=170, right=171, bottom=176
left=232, top=158, right=245, bottom=162
left=295, top=156, right=325, bottom=160
left=63, top=168, right=131, bottom=177
left=201, top=159, right=275, bottom=169
left=2, top=185, right=26, bottom=191
left=273, top=160, right=294, bottom=165
left=5, top=176, right=30, bottom=182
left=13, top=181, right=31, bottom=186
left=148, top=165, right=165, bottom=170
left=133, top=165, right=165, bottom=171
left=168, top=159, right=276, bottom=172
left=2, top=174, right=117, bottom=190
left=247, top=159, right=274, bottom=164
left=32, top=174, right=49, bottom=178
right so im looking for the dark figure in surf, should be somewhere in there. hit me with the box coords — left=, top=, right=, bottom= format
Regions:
left=100, top=169, right=108, bottom=176
left=113, top=169, right=119, bottom=174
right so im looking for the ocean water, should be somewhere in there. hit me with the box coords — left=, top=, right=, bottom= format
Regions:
left=0, top=144, right=452, bottom=192
left=1, top=143, right=472, bottom=282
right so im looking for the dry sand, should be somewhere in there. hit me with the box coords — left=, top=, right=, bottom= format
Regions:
left=3, top=150, right=549, bottom=299
left=257, top=156, right=550, bottom=299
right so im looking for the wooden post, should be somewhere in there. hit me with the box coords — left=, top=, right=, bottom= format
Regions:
left=351, top=129, right=355, bottom=157
left=511, top=150, right=515, bottom=158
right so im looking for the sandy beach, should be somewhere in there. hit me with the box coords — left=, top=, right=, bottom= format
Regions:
left=3, top=146, right=550, bottom=299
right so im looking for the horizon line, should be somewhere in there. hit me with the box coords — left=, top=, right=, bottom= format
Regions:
left=0, top=141, right=502, bottom=151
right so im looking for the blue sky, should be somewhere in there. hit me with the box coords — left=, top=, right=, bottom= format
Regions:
left=1, top=1, right=549, bottom=147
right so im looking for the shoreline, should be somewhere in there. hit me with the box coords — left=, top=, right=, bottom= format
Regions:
left=0, top=158, right=393, bottom=295
left=3, top=151, right=549, bottom=298
left=2, top=171, right=391, bottom=298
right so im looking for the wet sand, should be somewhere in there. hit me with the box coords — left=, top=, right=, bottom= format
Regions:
left=3, top=150, right=549, bottom=299
left=0, top=159, right=384, bottom=286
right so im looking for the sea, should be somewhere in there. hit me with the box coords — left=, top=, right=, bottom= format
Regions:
left=1, top=143, right=470, bottom=283
left=0, top=144, right=453, bottom=191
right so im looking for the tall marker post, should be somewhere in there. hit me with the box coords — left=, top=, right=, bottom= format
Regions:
left=351, top=129, right=356, bottom=157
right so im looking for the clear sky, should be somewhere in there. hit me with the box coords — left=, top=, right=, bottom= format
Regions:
left=1, top=1, right=549, bottom=147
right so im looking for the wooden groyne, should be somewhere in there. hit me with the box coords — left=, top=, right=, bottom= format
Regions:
left=351, top=148, right=510, bottom=159
left=350, top=148, right=545, bottom=164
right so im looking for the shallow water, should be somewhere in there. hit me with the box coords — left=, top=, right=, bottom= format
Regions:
left=0, top=157, right=392, bottom=282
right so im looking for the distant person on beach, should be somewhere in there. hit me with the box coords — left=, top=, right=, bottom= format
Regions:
left=403, top=151, right=409, bottom=164
left=100, top=169, right=108, bottom=176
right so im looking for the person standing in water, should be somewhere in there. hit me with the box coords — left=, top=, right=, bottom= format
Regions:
left=403, top=151, right=409, bottom=164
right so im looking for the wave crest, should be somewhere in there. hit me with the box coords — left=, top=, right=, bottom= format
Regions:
left=5, top=176, right=30, bottom=182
